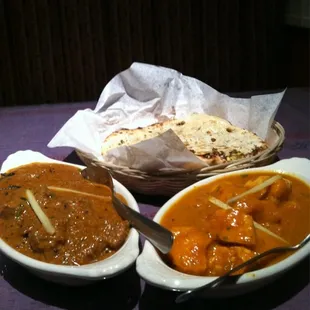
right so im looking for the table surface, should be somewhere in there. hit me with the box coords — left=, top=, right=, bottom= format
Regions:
left=0, top=88, right=309, bottom=310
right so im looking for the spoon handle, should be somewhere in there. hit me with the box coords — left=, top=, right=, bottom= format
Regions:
left=112, top=196, right=174, bottom=254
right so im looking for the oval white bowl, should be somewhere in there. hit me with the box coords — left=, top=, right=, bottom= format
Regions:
left=136, top=157, right=310, bottom=297
left=0, top=150, right=140, bottom=285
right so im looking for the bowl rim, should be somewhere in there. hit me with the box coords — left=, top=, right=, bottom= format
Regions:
left=0, top=150, right=140, bottom=279
left=136, top=157, right=310, bottom=291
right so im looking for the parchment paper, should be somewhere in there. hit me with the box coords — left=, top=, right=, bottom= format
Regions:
left=48, top=62, right=285, bottom=172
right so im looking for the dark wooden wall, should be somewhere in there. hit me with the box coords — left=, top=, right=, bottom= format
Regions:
left=0, top=0, right=308, bottom=106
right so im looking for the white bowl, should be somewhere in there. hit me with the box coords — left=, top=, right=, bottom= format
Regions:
left=136, top=157, right=310, bottom=297
left=0, top=150, right=140, bottom=286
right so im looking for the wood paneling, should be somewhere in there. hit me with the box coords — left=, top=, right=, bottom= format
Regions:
left=0, top=0, right=307, bottom=106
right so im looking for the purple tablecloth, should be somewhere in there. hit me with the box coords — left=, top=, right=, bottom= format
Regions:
left=0, top=88, right=309, bottom=310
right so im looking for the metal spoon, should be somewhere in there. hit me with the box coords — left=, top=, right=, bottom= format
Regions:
left=176, top=234, right=310, bottom=303
left=81, top=165, right=174, bottom=254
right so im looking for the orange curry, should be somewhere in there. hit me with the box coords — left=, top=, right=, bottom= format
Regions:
left=160, top=172, right=310, bottom=276
left=0, top=163, right=129, bottom=266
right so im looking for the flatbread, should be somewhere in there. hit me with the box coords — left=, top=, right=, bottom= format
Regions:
left=101, top=114, right=268, bottom=165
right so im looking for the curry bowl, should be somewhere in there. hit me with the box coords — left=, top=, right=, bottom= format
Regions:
left=136, top=157, right=310, bottom=297
left=0, top=150, right=140, bottom=285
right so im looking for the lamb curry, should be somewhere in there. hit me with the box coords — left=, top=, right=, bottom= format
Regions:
left=0, top=163, right=130, bottom=266
left=160, top=172, right=310, bottom=276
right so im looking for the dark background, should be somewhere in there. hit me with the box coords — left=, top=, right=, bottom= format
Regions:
left=0, top=0, right=309, bottom=107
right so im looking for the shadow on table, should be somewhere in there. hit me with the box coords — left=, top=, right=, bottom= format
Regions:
left=139, top=256, right=309, bottom=310
left=131, top=192, right=169, bottom=208
left=0, top=254, right=141, bottom=310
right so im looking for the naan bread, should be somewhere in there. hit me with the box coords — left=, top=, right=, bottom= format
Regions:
left=101, top=114, right=268, bottom=165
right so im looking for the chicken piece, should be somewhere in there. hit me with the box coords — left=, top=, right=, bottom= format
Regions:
left=168, top=226, right=213, bottom=275
left=245, top=199, right=281, bottom=224
left=206, top=244, right=256, bottom=276
left=268, top=178, right=292, bottom=202
left=234, top=198, right=264, bottom=216
left=211, top=209, right=256, bottom=247
left=28, top=227, right=66, bottom=253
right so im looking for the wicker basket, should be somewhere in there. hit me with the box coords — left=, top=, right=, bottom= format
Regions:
left=76, top=121, right=285, bottom=197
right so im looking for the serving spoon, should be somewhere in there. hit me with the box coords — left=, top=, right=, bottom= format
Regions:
left=175, top=234, right=310, bottom=303
left=81, top=165, right=174, bottom=254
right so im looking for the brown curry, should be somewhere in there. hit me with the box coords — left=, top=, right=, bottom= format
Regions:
left=0, top=163, right=130, bottom=266
left=160, top=172, right=310, bottom=276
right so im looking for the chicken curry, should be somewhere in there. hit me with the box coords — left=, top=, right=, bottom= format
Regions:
left=0, top=163, right=130, bottom=266
left=160, top=172, right=310, bottom=276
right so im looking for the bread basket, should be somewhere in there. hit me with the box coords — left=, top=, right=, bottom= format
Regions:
left=76, top=121, right=285, bottom=197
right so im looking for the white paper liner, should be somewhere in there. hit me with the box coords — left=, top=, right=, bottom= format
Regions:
left=48, top=62, right=285, bottom=172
